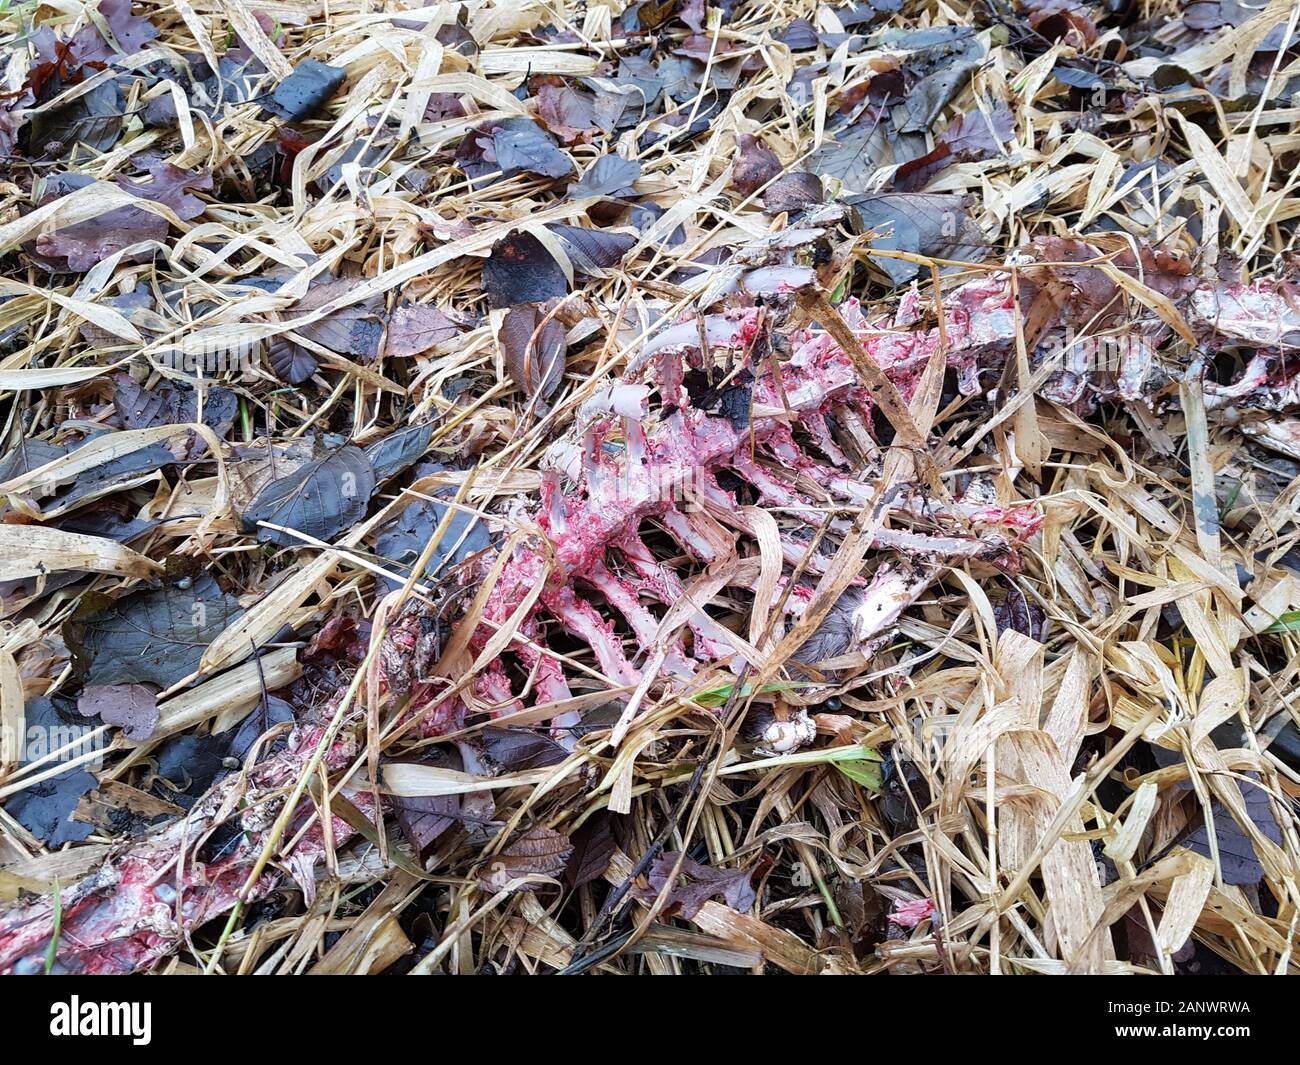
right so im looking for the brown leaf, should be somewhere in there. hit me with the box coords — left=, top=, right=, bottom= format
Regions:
left=894, top=108, right=1014, bottom=192
left=763, top=171, right=823, bottom=216
left=564, top=813, right=617, bottom=888
left=732, top=134, right=783, bottom=198
left=637, top=853, right=758, bottom=918
left=384, top=303, right=461, bottom=358
left=500, top=303, right=567, bottom=402
left=480, top=824, right=573, bottom=893
left=535, top=84, right=599, bottom=144
left=77, top=682, right=158, bottom=741
left=116, top=158, right=212, bottom=221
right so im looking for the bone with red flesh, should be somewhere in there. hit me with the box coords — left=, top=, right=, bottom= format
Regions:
left=0, top=276, right=1035, bottom=975
left=511, top=623, right=575, bottom=707
left=541, top=583, right=640, bottom=685
left=586, top=557, right=695, bottom=676
left=475, top=659, right=523, bottom=714
left=1190, top=280, right=1300, bottom=350
left=659, top=505, right=727, bottom=563
left=799, top=409, right=852, bottom=467
left=472, top=277, right=1047, bottom=703
left=613, top=528, right=736, bottom=659
left=0, top=727, right=368, bottom=975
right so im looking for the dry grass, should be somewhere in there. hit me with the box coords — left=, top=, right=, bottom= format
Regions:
left=0, top=0, right=1298, bottom=975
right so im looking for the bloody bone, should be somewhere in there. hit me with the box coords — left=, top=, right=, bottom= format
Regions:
left=0, top=274, right=1032, bottom=974
left=462, top=275, right=1039, bottom=720
left=0, top=725, right=367, bottom=975
left=10, top=256, right=1295, bottom=975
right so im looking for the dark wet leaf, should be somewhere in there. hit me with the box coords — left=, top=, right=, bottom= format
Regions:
left=564, top=813, right=618, bottom=888
left=315, top=137, right=391, bottom=195
left=1271, top=720, right=1300, bottom=774
left=2, top=696, right=99, bottom=846
left=891, top=60, right=981, bottom=134
left=372, top=495, right=491, bottom=592
left=491, top=117, right=573, bottom=179
left=27, top=78, right=124, bottom=159
left=70, top=0, right=160, bottom=64
left=285, top=278, right=386, bottom=360
left=679, top=0, right=707, bottom=31
left=992, top=586, right=1046, bottom=640
left=686, top=367, right=753, bottom=429
left=264, top=60, right=346, bottom=121
left=631, top=202, right=686, bottom=247
left=77, top=683, right=158, bottom=741
left=561, top=816, right=616, bottom=889
left=65, top=573, right=243, bottom=688
left=229, top=695, right=295, bottom=762
left=31, top=173, right=166, bottom=272
left=58, top=506, right=157, bottom=544
left=733, top=134, right=783, bottom=198
left=435, top=20, right=479, bottom=56
left=894, top=108, right=1015, bottom=192
left=476, top=727, right=568, bottom=771
left=6, top=768, right=98, bottom=846
left=1151, top=739, right=1286, bottom=886
left=388, top=742, right=464, bottom=854
left=363, top=422, right=433, bottom=482
left=78, top=290, right=157, bottom=347
left=835, top=878, right=888, bottom=949
left=847, top=192, right=988, bottom=285
left=0, top=92, right=31, bottom=157
left=614, top=55, right=666, bottom=109
left=763, top=171, right=823, bottom=215
left=779, top=18, right=819, bottom=50
left=501, top=303, right=567, bottom=401
left=546, top=223, right=637, bottom=273
left=569, top=153, right=641, bottom=199
left=111, top=374, right=237, bottom=440
left=483, top=230, right=568, bottom=308
left=392, top=789, right=460, bottom=854
left=153, top=733, right=230, bottom=808
left=1052, top=62, right=1107, bottom=91
left=480, top=824, right=573, bottom=893
left=656, top=55, right=705, bottom=103
left=1183, top=0, right=1250, bottom=30
left=269, top=338, right=318, bottom=384
left=637, top=853, right=757, bottom=918
left=807, top=118, right=897, bottom=193
left=0, top=438, right=66, bottom=482
left=879, top=754, right=931, bottom=832
left=228, top=438, right=319, bottom=509
left=240, top=445, right=376, bottom=547
left=384, top=304, right=461, bottom=357
left=874, top=24, right=975, bottom=50
left=52, top=441, right=177, bottom=513
left=1182, top=777, right=1284, bottom=885
left=667, top=245, right=733, bottom=285
left=535, top=84, right=600, bottom=144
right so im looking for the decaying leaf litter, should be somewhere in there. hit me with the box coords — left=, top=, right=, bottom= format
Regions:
left=0, top=0, right=1297, bottom=977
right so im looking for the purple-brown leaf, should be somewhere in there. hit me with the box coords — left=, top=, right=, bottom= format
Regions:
left=480, top=824, right=573, bottom=893
left=637, top=853, right=758, bottom=918
left=77, top=683, right=159, bottom=741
